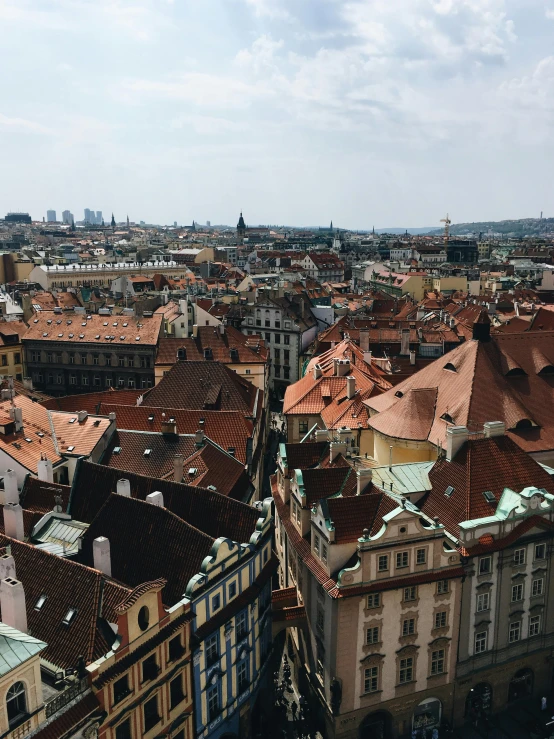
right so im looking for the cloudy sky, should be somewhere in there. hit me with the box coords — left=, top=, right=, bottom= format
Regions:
left=1, top=0, right=553, bottom=228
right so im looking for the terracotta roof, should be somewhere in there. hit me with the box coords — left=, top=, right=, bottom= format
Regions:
left=98, top=405, right=252, bottom=464
left=143, top=360, right=261, bottom=417
left=31, top=692, right=100, bottom=739
left=23, top=312, right=162, bottom=346
left=299, top=467, right=357, bottom=506
left=366, top=329, right=554, bottom=453
left=79, top=494, right=215, bottom=607
left=155, top=326, right=268, bottom=366
left=422, top=435, right=554, bottom=536
left=50, top=411, right=111, bottom=457
left=0, top=535, right=131, bottom=669
left=42, top=389, right=142, bottom=414
left=370, top=387, right=438, bottom=441
left=20, top=477, right=71, bottom=514
left=70, top=461, right=260, bottom=544
left=326, top=491, right=384, bottom=544
left=283, top=442, right=329, bottom=470
left=0, top=322, right=27, bottom=344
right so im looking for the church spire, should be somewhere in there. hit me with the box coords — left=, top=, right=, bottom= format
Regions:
left=111, top=213, right=116, bottom=231
left=126, top=214, right=130, bottom=228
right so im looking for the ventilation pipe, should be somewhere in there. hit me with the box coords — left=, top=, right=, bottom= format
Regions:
left=116, top=478, right=131, bottom=497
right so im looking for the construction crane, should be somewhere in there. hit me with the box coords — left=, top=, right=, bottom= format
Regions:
left=440, top=213, right=451, bottom=244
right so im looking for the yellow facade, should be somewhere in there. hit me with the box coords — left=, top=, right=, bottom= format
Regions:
left=0, top=346, right=23, bottom=381
left=0, top=652, right=45, bottom=738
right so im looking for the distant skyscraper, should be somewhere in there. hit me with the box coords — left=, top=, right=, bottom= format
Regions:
left=174, top=221, right=177, bottom=228
left=206, top=221, right=211, bottom=227
left=96, top=211, right=102, bottom=224
left=46, top=209, right=56, bottom=222
left=84, top=208, right=93, bottom=223
left=62, top=210, right=73, bottom=225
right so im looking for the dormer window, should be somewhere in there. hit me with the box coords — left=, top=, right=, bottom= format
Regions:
left=441, top=413, right=455, bottom=424
left=443, top=362, right=456, bottom=372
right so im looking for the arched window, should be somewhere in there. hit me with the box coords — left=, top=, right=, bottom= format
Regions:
left=6, top=682, right=27, bottom=727
left=515, top=419, right=533, bottom=429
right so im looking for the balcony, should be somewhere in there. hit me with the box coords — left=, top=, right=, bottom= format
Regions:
left=45, top=677, right=88, bottom=719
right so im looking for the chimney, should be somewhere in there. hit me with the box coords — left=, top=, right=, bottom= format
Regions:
left=22, top=377, right=33, bottom=391
left=146, top=491, right=164, bottom=507
left=1, top=578, right=27, bottom=633
left=195, top=429, right=205, bottom=447
left=161, top=419, right=177, bottom=435
left=174, top=454, right=184, bottom=482
left=116, top=478, right=131, bottom=497
left=37, top=457, right=54, bottom=483
left=364, top=351, right=372, bottom=366
left=3, top=504, right=24, bottom=541
left=315, top=429, right=328, bottom=441
left=77, top=410, right=88, bottom=423
left=346, top=376, right=356, bottom=400
left=12, top=408, right=23, bottom=433
left=483, top=421, right=505, bottom=438
left=192, top=324, right=199, bottom=338
left=93, top=537, right=111, bottom=576
left=409, top=350, right=416, bottom=365
left=472, top=311, right=491, bottom=342
left=313, top=364, right=323, bottom=380
left=357, top=468, right=373, bottom=496
left=400, top=328, right=410, bottom=356
left=108, top=412, right=116, bottom=422
left=0, top=553, right=16, bottom=581
left=334, top=359, right=350, bottom=377
left=218, top=323, right=225, bottom=336
left=446, top=426, right=468, bottom=462
left=330, top=441, right=347, bottom=463
left=359, top=329, right=370, bottom=352
left=2, top=470, right=18, bottom=506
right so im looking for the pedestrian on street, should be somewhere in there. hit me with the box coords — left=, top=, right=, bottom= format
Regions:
left=543, top=696, right=548, bottom=711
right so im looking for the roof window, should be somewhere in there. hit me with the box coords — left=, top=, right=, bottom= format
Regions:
left=24, top=438, right=32, bottom=444
left=483, top=490, right=496, bottom=503
left=443, top=362, right=456, bottom=372
left=144, top=448, right=152, bottom=457
left=441, top=413, right=455, bottom=424
left=113, top=446, right=122, bottom=454
left=42, top=333, right=48, bottom=337
left=506, top=367, right=526, bottom=377
left=394, top=390, right=403, bottom=398
left=120, top=336, right=126, bottom=340
left=62, top=607, right=77, bottom=626
left=34, top=594, right=47, bottom=611
left=444, top=485, right=454, bottom=498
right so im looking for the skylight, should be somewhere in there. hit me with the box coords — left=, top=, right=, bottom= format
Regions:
left=67, top=445, right=75, bottom=452
left=62, top=607, right=77, bottom=626
left=444, top=486, right=455, bottom=498
left=34, top=594, right=47, bottom=611
left=483, top=490, right=496, bottom=503
left=144, top=448, right=152, bottom=457
left=113, top=446, right=122, bottom=454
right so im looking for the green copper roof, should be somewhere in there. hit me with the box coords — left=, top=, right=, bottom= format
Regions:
left=0, top=624, right=47, bottom=676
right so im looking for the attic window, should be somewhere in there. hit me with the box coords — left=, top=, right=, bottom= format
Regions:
left=69, top=334, right=74, bottom=338
left=441, top=413, right=455, bottom=424
left=62, top=607, right=77, bottom=626
left=103, top=322, right=108, bottom=326
left=34, top=594, right=47, bottom=611
left=58, top=333, right=63, bottom=338
left=42, top=333, right=48, bottom=337
left=79, top=334, right=84, bottom=339
left=123, top=322, right=128, bottom=327
left=147, top=415, right=154, bottom=422
left=483, top=490, right=496, bottom=503
left=144, top=448, right=152, bottom=457
left=33, top=319, right=38, bottom=324
left=443, top=362, right=456, bottom=372
left=36, top=432, right=44, bottom=438
left=506, top=368, right=526, bottom=377
left=69, top=418, right=76, bottom=424
left=24, top=438, right=32, bottom=444
left=95, top=335, right=100, bottom=340
left=444, top=486, right=455, bottom=498
left=188, top=468, right=197, bottom=476
left=539, top=365, right=554, bottom=375
left=515, top=419, right=533, bottom=429
left=113, top=446, right=122, bottom=454
left=135, top=336, right=140, bottom=341
left=120, top=336, right=126, bottom=340
left=395, top=391, right=404, bottom=398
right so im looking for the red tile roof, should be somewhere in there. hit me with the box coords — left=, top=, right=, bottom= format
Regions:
left=32, top=692, right=100, bottom=739
left=42, top=389, right=142, bottom=414
left=155, top=326, right=268, bottom=366
left=23, top=312, right=162, bottom=346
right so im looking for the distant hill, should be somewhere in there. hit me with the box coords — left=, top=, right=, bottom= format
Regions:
left=374, top=227, right=436, bottom=235
left=425, top=217, right=554, bottom=238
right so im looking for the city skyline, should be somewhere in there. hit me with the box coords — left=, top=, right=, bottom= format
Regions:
left=1, top=0, right=553, bottom=228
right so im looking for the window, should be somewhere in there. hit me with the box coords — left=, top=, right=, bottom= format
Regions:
left=143, top=695, right=160, bottom=732
left=416, top=548, right=426, bottom=565
left=316, top=605, right=325, bottom=633
left=115, top=719, right=132, bottom=739
left=93, top=354, right=99, bottom=365
left=6, top=682, right=27, bottom=728
left=479, top=556, right=492, bottom=575
left=367, top=593, right=381, bottom=609
left=82, top=375, right=88, bottom=386
left=535, top=543, right=546, bottom=560
left=140, top=356, right=149, bottom=368
left=113, top=675, right=131, bottom=704
left=212, top=594, right=221, bottom=612
left=378, top=555, right=389, bottom=572
left=80, top=353, right=87, bottom=364
left=477, top=592, right=490, bottom=612
left=128, top=378, right=135, bottom=388
left=69, top=374, right=77, bottom=385
left=93, top=376, right=101, bottom=386
left=364, top=666, right=379, bottom=693
left=509, top=621, right=521, bottom=643
left=284, top=366, right=290, bottom=380
left=170, top=674, right=185, bottom=709
left=399, top=657, right=413, bottom=684
left=205, top=634, right=219, bottom=666
left=229, top=582, right=237, bottom=599
left=298, top=420, right=308, bottom=434
left=366, top=626, right=379, bottom=644
left=274, top=365, right=280, bottom=378
left=292, top=499, right=300, bottom=526
left=284, top=350, right=290, bottom=363
left=118, top=377, right=125, bottom=388
left=313, top=533, right=320, bottom=557
left=532, top=578, right=544, bottom=597
left=169, top=635, right=184, bottom=661
left=105, top=377, right=112, bottom=387
left=529, top=615, right=541, bottom=637
left=207, top=683, right=220, bottom=722
left=274, top=348, right=280, bottom=361
left=14, top=353, right=20, bottom=365
left=511, top=583, right=523, bottom=602
left=321, top=542, right=328, bottom=564
left=284, top=335, right=290, bottom=345
left=265, top=319, right=270, bottom=327
left=31, top=351, right=40, bottom=363
left=437, top=580, right=449, bottom=595
left=237, top=659, right=249, bottom=693
left=475, top=631, right=487, bottom=654
left=404, top=586, right=417, bottom=602
left=236, top=611, right=247, bottom=641
left=434, top=611, right=447, bottom=629
left=47, top=352, right=53, bottom=363
left=316, top=647, right=324, bottom=682
left=396, top=551, right=409, bottom=569
left=402, top=618, right=415, bottom=636
left=68, top=353, right=75, bottom=364
left=275, top=334, right=280, bottom=344
left=105, top=354, right=112, bottom=366
left=513, top=548, right=526, bottom=566
left=431, top=649, right=445, bottom=675
left=142, top=654, right=159, bottom=682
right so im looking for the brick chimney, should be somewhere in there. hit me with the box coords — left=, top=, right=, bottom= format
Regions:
left=357, top=468, right=373, bottom=496
left=400, top=328, right=410, bottom=356
left=1, top=578, right=27, bottom=633
left=0, top=553, right=16, bottom=581
left=359, top=329, right=370, bottom=352
left=93, top=537, right=111, bottom=576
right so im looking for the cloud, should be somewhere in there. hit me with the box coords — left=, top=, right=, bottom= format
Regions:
left=241, top=0, right=292, bottom=21
left=0, top=113, right=51, bottom=134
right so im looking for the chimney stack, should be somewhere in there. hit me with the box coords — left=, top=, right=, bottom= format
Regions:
left=116, top=478, right=131, bottom=497
left=0, top=553, right=16, bottom=581
left=330, top=441, right=347, bottom=463
left=195, top=429, right=205, bottom=447
left=315, top=429, right=328, bottom=441
left=0, top=578, right=27, bottom=633
left=12, top=408, right=23, bottom=433
left=174, top=454, right=184, bottom=483
left=3, top=504, right=24, bottom=541
left=346, top=376, right=356, bottom=400
left=37, top=457, right=54, bottom=483
left=192, top=324, right=199, bottom=338
left=483, top=421, right=505, bottom=438
left=93, top=537, right=111, bottom=576
left=409, top=350, right=416, bottom=365
left=359, top=329, right=370, bottom=352
left=313, top=364, right=323, bottom=380
left=108, top=412, right=116, bottom=422
left=446, top=426, right=469, bottom=462
left=2, top=470, right=18, bottom=506
left=146, top=491, right=164, bottom=507
left=363, top=351, right=372, bottom=366
left=334, top=359, right=350, bottom=377
left=400, top=328, right=410, bottom=356
left=77, top=410, right=88, bottom=423
left=357, top=468, right=373, bottom=496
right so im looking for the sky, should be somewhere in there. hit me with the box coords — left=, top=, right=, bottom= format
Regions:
left=1, top=0, right=554, bottom=229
